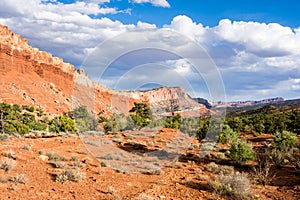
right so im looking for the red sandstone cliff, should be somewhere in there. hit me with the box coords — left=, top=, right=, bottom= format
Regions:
left=0, top=25, right=74, bottom=114
left=0, top=25, right=207, bottom=117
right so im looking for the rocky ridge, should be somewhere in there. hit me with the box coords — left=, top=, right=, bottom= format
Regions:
left=0, top=25, right=207, bottom=117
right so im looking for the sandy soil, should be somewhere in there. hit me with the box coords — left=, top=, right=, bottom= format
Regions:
left=0, top=130, right=299, bottom=200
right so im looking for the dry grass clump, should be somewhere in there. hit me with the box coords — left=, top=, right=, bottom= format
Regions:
left=9, top=174, right=27, bottom=184
left=56, top=169, right=86, bottom=183
left=209, top=171, right=253, bottom=199
left=205, top=162, right=234, bottom=175
left=0, top=158, right=16, bottom=173
left=251, top=153, right=276, bottom=186
left=49, top=161, right=67, bottom=169
left=3, top=149, right=15, bottom=159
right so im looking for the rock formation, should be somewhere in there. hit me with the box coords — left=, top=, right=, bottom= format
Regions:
left=0, top=25, right=207, bottom=117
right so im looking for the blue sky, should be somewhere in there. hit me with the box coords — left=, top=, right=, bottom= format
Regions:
left=101, top=0, right=300, bottom=28
left=0, top=0, right=299, bottom=101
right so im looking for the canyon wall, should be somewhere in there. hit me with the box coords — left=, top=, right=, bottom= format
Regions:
left=0, top=25, right=207, bottom=117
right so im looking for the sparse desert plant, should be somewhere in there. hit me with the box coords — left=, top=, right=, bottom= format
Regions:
left=252, top=153, right=275, bottom=185
left=0, top=177, right=7, bottom=183
left=72, top=160, right=85, bottom=168
left=71, top=156, right=78, bottom=161
left=142, top=166, right=163, bottom=175
left=205, top=162, right=220, bottom=174
left=49, top=115, right=77, bottom=134
left=3, top=149, right=15, bottom=159
left=21, top=146, right=31, bottom=151
left=295, top=159, right=300, bottom=173
left=46, top=152, right=61, bottom=161
left=218, top=124, right=239, bottom=144
left=252, top=162, right=275, bottom=186
left=229, top=140, right=255, bottom=164
left=273, top=130, right=297, bottom=152
left=269, top=148, right=292, bottom=168
left=209, top=171, right=252, bottom=199
left=205, top=162, right=234, bottom=175
left=38, top=150, right=44, bottom=155
left=9, top=174, right=27, bottom=184
left=0, top=134, right=9, bottom=141
left=100, top=161, right=107, bottom=167
left=49, top=161, right=66, bottom=169
left=56, top=169, right=86, bottom=183
left=0, top=158, right=16, bottom=173
left=85, top=140, right=101, bottom=147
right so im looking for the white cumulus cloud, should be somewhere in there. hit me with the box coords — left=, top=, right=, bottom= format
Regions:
left=132, top=0, right=170, bottom=8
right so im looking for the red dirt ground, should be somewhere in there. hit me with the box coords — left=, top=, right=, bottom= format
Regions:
left=0, top=130, right=299, bottom=200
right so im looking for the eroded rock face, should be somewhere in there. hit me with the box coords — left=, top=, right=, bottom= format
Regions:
left=0, top=25, right=207, bottom=117
left=0, top=25, right=74, bottom=114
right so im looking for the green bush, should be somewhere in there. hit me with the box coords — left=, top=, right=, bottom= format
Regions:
left=5, top=120, right=29, bottom=135
left=49, top=116, right=77, bottom=133
left=29, top=121, right=47, bottom=131
left=164, top=114, right=181, bottom=129
left=219, top=125, right=239, bottom=144
left=273, top=130, right=297, bottom=152
left=229, top=140, right=255, bottom=163
left=103, top=114, right=126, bottom=133
left=129, top=102, right=152, bottom=128
left=74, top=106, right=98, bottom=132
left=4, top=123, right=17, bottom=133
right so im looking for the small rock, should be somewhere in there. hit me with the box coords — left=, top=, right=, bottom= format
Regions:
left=37, top=155, right=48, bottom=161
left=159, top=195, right=166, bottom=199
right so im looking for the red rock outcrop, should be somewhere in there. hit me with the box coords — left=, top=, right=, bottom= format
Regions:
left=0, top=25, right=208, bottom=117
left=0, top=25, right=74, bottom=114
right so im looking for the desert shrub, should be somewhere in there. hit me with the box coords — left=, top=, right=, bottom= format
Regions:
left=0, top=158, right=16, bottom=173
left=3, top=150, right=15, bottom=159
left=9, top=174, right=27, bottom=184
left=219, top=124, right=239, bottom=144
left=20, top=112, right=35, bottom=125
left=295, top=159, right=300, bottom=173
left=209, top=171, right=252, bottom=199
left=72, top=160, right=85, bottom=168
left=23, top=105, right=34, bottom=112
left=4, top=123, right=17, bottom=133
left=205, top=162, right=234, bottom=175
left=180, top=117, right=199, bottom=136
left=269, top=148, right=292, bottom=167
left=5, top=120, right=30, bottom=135
left=36, top=108, right=44, bottom=117
left=129, top=102, right=152, bottom=128
left=0, top=133, right=9, bottom=141
left=205, top=162, right=220, bottom=174
left=252, top=153, right=275, bottom=185
left=29, top=121, right=47, bottom=131
left=196, top=119, right=210, bottom=140
left=273, top=131, right=297, bottom=152
left=74, top=106, right=98, bottom=132
left=226, top=117, right=243, bottom=132
left=103, top=114, right=126, bottom=133
left=56, top=169, right=86, bottom=183
left=164, top=114, right=181, bottom=129
left=0, top=177, right=7, bottom=183
left=49, top=161, right=66, bottom=168
left=49, top=115, right=77, bottom=133
left=46, top=152, right=63, bottom=161
left=229, top=140, right=255, bottom=164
